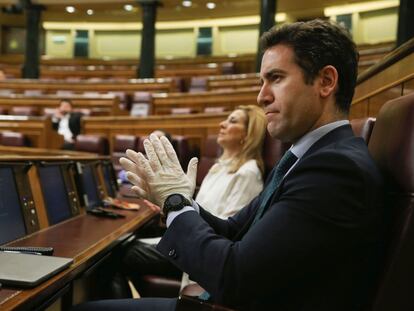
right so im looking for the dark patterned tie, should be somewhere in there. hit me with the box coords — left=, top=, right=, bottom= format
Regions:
left=251, top=150, right=298, bottom=226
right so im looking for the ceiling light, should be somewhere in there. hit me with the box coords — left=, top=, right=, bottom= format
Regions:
left=65, top=6, right=75, bottom=13
left=206, top=2, right=216, bottom=9
left=86, top=9, right=94, bottom=15
left=182, top=1, right=192, bottom=7
left=124, top=4, right=133, bottom=12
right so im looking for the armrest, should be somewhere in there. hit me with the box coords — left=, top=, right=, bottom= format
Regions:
left=175, top=295, right=238, bottom=311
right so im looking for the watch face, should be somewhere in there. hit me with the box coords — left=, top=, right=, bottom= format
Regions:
left=170, top=194, right=182, bottom=206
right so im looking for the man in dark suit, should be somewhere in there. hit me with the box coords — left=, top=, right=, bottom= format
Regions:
left=52, top=98, right=83, bottom=149
left=73, top=19, right=384, bottom=311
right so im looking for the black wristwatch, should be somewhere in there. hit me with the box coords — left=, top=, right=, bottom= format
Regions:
left=163, top=193, right=192, bottom=216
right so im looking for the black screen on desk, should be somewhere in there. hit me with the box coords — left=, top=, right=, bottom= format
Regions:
left=0, top=167, right=26, bottom=245
left=102, top=164, right=115, bottom=197
left=38, top=165, right=72, bottom=225
left=81, top=164, right=101, bottom=209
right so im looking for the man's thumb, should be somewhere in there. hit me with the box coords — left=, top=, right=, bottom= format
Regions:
left=186, top=157, right=198, bottom=182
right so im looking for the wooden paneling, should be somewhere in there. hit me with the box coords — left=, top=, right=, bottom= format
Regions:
left=349, top=99, right=369, bottom=120
left=402, top=78, right=414, bottom=95
left=0, top=94, right=124, bottom=116
left=152, top=87, right=260, bottom=115
left=0, top=116, right=64, bottom=149
left=0, top=78, right=176, bottom=95
left=351, top=39, right=414, bottom=118
left=354, top=52, right=414, bottom=104
left=207, top=73, right=260, bottom=90
left=83, top=112, right=227, bottom=155
left=368, top=86, right=402, bottom=116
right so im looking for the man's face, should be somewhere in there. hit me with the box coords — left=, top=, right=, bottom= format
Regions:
left=59, top=101, right=72, bottom=115
left=258, top=44, right=326, bottom=143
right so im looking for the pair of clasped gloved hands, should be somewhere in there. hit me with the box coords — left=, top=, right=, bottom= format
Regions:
left=119, top=134, right=198, bottom=214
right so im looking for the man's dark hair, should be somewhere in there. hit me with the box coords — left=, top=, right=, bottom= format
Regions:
left=260, top=19, right=359, bottom=113
left=60, top=98, right=73, bottom=106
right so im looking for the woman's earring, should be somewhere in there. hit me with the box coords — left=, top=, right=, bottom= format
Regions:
left=240, top=139, right=244, bottom=145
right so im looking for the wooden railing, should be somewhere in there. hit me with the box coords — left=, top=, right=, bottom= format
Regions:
left=207, top=73, right=260, bottom=91
left=0, top=53, right=256, bottom=73
left=151, top=86, right=260, bottom=114
left=350, top=38, right=414, bottom=119
left=0, top=94, right=125, bottom=116
left=0, top=77, right=177, bottom=95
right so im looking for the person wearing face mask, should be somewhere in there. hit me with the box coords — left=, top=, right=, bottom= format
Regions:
left=52, top=99, right=83, bottom=149
left=115, top=105, right=267, bottom=298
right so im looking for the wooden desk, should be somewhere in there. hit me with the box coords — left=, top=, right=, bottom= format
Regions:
left=0, top=203, right=157, bottom=310
left=0, top=116, right=63, bottom=149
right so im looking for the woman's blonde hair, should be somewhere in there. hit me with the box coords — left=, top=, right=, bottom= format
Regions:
left=223, top=105, right=267, bottom=175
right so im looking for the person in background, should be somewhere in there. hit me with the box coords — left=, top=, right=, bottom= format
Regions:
left=52, top=99, right=83, bottom=149
left=117, top=105, right=267, bottom=297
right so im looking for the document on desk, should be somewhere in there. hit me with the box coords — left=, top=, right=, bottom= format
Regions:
left=0, top=251, right=73, bottom=288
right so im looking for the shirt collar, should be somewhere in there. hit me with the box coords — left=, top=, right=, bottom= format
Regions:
left=290, top=120, right=350, bottom=160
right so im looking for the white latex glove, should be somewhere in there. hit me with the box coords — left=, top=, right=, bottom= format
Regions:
left=120, top=134, right=198, bottom=208
left=119, top=154, right=151, bottom=199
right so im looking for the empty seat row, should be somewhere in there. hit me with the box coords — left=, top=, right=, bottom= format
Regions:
left=111, top=134, right=197, bottom=174
left=0, top=131, right=30, bottom=147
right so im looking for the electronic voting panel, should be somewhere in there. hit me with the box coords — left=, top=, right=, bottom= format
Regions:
left=37, top=161, right=81, bottom=225
left=76, top=161, right=106, bottom=210
left=0, top=162, right=39, bottom=245
left=101, top=160, right=118, bottom=198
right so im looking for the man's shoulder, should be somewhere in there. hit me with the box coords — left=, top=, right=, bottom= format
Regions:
left=300, top=136, right=382, bottom=180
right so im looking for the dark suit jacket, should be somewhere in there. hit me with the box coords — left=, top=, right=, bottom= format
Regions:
left=158, top=125, right=385, bottom=311
left=52, top=112, right=83, bottom=139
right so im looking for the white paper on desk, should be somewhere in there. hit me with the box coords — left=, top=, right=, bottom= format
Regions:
left=138, top=237, right=161, bottom=245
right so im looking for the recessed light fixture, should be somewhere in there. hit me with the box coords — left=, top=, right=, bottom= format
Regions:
left=124, top=4, right=133, bottom=11
left=86, top=9, right=94, bottom=15
left=182, top=0, right=192, bottom=7
left=66, top=6, right=75, bottom=13
left=206, top=2, right=216, bottom=9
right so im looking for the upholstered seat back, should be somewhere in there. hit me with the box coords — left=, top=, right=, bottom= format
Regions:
left=368, top=92, right=414, bottom=311
left=112, top=135, right=140, bottom=172
left=0, top=131, right=31, bottom=147
left=350, top=117, right=376, bottom=143
left=75, top=134, right=109, bottom=155
left=10, top=106, right=39, bottom=116
left=196, top=135, right=221, bottom=187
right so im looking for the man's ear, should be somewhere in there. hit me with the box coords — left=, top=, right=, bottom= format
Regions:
left=318, top=65, right=338, bottom=98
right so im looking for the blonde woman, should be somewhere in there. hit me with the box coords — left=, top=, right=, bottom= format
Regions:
left=196, top=104, right=266, bottom=219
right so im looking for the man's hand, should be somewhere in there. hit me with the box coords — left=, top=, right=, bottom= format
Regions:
left=120, top=134, right=198, bottom=208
